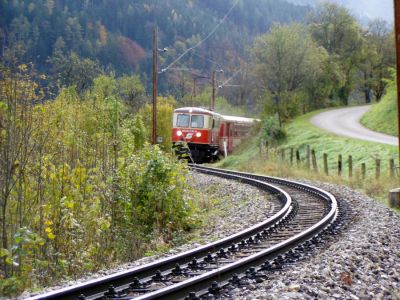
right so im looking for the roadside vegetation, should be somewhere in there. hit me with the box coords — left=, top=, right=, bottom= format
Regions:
left=217, top=115, right=398, bottom=206
left=360, top=73, right=398, bottom=136
left=250, top=4, right=395, bottom=129
left=0, top=66, right=203, bottom=296
left=233, top=3, right=398, bottom=207
left=282, top=111, right=398, bottom=173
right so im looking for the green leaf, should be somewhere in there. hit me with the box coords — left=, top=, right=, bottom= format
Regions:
left=0, top=248, right=9, bottom=257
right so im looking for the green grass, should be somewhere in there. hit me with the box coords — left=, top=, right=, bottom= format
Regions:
left=214, top=109, right=399, bottom=205
left=281, top=110, right=398, bottom=174
left=360, top=86, right=398, bottom=136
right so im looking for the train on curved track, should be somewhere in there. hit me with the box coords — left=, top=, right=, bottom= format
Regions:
left=171, top=107, right=256, bottom=163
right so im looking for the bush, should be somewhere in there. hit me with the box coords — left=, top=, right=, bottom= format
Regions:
left=0, top=69, right=198, bottom=296
left=261, top=116, right=286, bottom=146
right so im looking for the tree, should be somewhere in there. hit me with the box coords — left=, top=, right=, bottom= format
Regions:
left=0, top=64, right=44, bottom=279
left=117, top=36, right=146, bottom=69
left=139, top=96, right=176, bottom=150
left=357, top=20, right=395, bottom=103
left=308, top=3, right=363, bottom=105
left=251, top=23, right=326, bottom=124
left=117, top=74, right=147, bottom=112
left=49, top=52, right=102, bottom=92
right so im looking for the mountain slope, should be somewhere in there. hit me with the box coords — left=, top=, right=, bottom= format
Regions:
left=0, top=0, right=308, bottom=83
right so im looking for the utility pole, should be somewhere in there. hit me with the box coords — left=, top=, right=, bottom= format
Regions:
left=210, top=69, right=223, bottom=111
left=191, top=75, right=209, bottom=107
left=152, top=27, right=158, bottom=145
left=389, top=0, right=400, bottom=208
left=395, top=0, right=400, bottom=162
left=192, top=77, right=197, bottom=107
left=211, top=70, right=216, bottom=111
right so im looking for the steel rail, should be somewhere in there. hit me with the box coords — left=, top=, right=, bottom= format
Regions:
left=132, top=165, right=338, bottom=299
left=28, top=170, right=290, bottom=300
left=192, top=164, right=337, bottom=204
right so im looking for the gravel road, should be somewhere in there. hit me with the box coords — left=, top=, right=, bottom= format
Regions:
left=310, top=106, right=398, bottom=146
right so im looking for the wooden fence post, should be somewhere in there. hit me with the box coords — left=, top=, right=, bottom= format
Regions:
left=290, top=148, right=294, bottom=166
left=306, top=145, right=311, bottom=170
left=376, top=159, right=381, bottom=179
left=338, top=154, right=342, bottom=176
left=361, top=163, right=366, bottom=180
left=323, top=153, right=329, bottom=175
left=390, top=158, right=395, bottom=178
left=348, top=155, right=353, bottom=178
left=296, top=150, right=300, bottom=167
left=280, top=149, right=285, bottom=161
left=311, top=149, right=318, bottom=172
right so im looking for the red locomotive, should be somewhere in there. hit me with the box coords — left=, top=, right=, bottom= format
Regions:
left=172, top=107, right=255, bottom=163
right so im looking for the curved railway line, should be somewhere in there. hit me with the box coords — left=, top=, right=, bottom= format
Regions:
left=30, top=165, right=344, bottom=300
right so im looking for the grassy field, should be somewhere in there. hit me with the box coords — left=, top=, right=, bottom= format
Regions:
left=215, top=109, right=399, bottom=206
left=360, top=84, right=398, bottom=136
left=281, top=110, right=398, bottom=174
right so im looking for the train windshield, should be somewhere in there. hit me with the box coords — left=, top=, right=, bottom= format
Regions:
left=176, top=114, right=204, bottom=128
left=177, top=114, right=190, bottom=127
left=191, top=115, right=204, bottom=128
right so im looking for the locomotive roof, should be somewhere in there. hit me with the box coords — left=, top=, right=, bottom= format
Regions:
left=174, top=107, right=221, bottom=116
left=173, top=107, right=257, bottom=124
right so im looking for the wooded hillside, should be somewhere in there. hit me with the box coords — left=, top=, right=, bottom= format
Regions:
left=0, top=0, right=308, bottom=100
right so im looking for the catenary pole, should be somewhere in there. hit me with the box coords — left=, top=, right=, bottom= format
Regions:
left=211, top=70, right=216, bottom=111
left=152, top=27, right=158, bottom=145
left=386, top=0, right=400, bottom=207
left=395, top=0, right=400, bottom=163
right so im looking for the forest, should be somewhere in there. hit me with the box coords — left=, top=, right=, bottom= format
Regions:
left=0, top=0, right=397, bottom=296
left=0, top=0, right=308, bottom=106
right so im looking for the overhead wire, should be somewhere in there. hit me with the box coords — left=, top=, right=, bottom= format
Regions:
left=160, top=0, right=241, bottom=73
left=190, top=51, right=223, bottom=69
left=219, top=68, right=242, bottom=88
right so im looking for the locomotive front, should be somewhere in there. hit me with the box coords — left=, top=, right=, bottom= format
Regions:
left=172, top=107, right=221, bottom=163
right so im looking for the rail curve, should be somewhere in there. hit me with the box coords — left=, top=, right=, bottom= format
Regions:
left=29, top=165, right=338, bottom=300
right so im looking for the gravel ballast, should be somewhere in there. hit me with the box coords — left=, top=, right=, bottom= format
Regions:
left=227, top=179, right=400, bottom=300
left=24, top=172, right=400, bottom=299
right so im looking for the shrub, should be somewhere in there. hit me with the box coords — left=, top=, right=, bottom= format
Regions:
left=261, top=116, right=286, bottom=146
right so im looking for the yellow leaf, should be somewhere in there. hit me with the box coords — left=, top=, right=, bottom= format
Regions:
left=18, top=64, right=28, bottom=72
left=44, top=220, right=53, bottom=226
left=45, top=227, right=52, bottom=233
left=65, top=201, right=74, bottom=209
left=47, top=232, right=56, bottom=239
left=0, top=248, right=9, bottom=257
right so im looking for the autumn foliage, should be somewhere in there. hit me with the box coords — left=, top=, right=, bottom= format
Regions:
left=0, top=66, right=195, bottom=296
left=117, top=36, right=146, bottom=68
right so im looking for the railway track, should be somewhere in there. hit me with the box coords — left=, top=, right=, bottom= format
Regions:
left=30, top=165, right=341, bottom=300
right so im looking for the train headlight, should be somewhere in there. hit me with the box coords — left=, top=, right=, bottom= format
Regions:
left=177, top=130, right=183, bottom=137
left=195, top=132, right=202, bottom=138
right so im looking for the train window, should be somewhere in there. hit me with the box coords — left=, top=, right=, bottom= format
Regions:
left=212, top=118, right=215, bottom=129
left=191, top=115, right=204, bottom=128
left=177, top=114, right=190, bottom=127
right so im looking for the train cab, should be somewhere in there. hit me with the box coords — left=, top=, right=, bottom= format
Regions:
left=172, top=107, right=256, bottom=163
left=172, top=107, right=222, bottom=162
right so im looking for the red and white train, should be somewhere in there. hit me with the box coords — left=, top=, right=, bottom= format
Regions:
left=171, top=107, right=255, bottom=163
